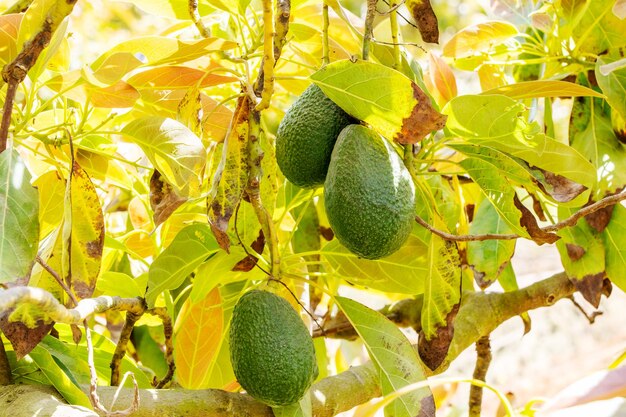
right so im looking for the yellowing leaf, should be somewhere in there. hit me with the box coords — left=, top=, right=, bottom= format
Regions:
left=443, top=21, right=518, bottom=58
left=174, top=288, right=223, bottom=389
left=88, top=81, right=140, bottom=108
left=92, top=36, right=236, bottom=69
left=90, top=52, right=143, bottom=84
left=405, top=0, right=439, bottom=43
left=311, top=60, right=446, bottom=144
left=426, top=53, right=457, bottom=106
left=482, top=80, right=605, bottom=99
left=0, top=14, right=21, bottom=66
left=127, top=66, right=238, bottom=90
left=34, top=171, right=65, bottom=240
left=68, top=161, right=104, bottom=299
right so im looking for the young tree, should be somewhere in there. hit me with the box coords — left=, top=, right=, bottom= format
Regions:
left=0, top=0, right=625, bottom=416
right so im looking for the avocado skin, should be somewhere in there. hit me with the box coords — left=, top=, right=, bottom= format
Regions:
left=324, top=125, right=416, bottom=260
left=229, top=290, right=318, bottom=407
left=276, top=84, right=353, bottom=188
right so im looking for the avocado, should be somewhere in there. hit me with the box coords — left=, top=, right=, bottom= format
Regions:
left=275, top=83, right=353, bottom=188
left=324, top=125, right=416, bottom=259
left=229, top=289, right=318, bottom=406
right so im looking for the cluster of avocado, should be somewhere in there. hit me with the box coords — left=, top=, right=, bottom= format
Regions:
left=276, top=84, right=416, bottom=260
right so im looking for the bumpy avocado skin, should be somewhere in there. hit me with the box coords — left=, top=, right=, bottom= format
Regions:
left=275, top=84, right=353, bottom=188
left=229, top=290, right=318, bottom=407
left=324, top=125, right=416, bottom=260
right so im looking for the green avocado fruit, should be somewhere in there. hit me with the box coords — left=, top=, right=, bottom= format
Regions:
left=229, top=289, right=318, bottom=407
left=275, top=83, right=353, bottom=188
left=324, top=125, right=416, bottom=260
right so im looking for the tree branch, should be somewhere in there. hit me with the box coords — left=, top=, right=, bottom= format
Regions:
left=0, top=362, right=380, bottom=417
left=188, top=0, right=210, bottom=38
left=415, top=190, right=626, bottom=242
left=468, top=335, right=492, bottom=417
left=0, top=334, right=12, bottom=386
left=362, top=0, right=377, bottom=60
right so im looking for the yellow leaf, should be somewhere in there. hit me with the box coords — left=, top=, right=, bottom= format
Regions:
left=427, top=53, right=457, bottom=107
left=443, top=21, right=518, bottom=58
left=481, top=80, right=606, bottom=99
left=174, top=288, right=223, bottom=389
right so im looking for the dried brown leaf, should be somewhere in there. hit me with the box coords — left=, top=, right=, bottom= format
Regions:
left=150, top=170, right=187, bottom=226
left=406, top=0, right=440, bottom=43
left=0, top=312, right=52, bottom=359
left=394, top=83, right=447, bottom=144
left=571, top=272, right=606, bottom=308
left=418, top=303, right=459, bottom=371
left=513, top=195, right=559, bottom=244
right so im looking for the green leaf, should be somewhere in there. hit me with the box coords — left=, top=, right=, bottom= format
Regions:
left=421, top=235, right=462, bottom=339
left=571, top=100, right=626, bottom=194
left=556, top=208, right=605, bottom=279
left=443, top=21, right=518, bottom=58
left=602, top=204, right=626, bottom=292
left=0, top=149, right=39, bottom=283
left=122, top=116, right=206, bottom=193
left=335, top=296, right=433, bottom=417
left=596, top=55, right=626, bottom=120
left=310, top=59, right=446, bottom=144
left=467, top=198, right=516, bottom=288
left=28, top=343, right=92, bottom=408
left=482, top=80, right=605, bottom=100
left=573, top=1, right=626, bottom=55
left=96, top=271, right=144, bottom=298
left=272, top=392, right=312, bottom=417
left=146, top=223, right=220, bottom=307
left=321, top=231, right=428, bottom=295
left=460, top=157, right=528, bottom=238
left=444, top=94, right=596, bottom=188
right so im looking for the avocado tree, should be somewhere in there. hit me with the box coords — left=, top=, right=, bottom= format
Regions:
left=1, top=0, right=625, bottom=416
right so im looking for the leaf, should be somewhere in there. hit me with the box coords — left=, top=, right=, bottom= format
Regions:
left=96, top=271, right=143, bottom=298
left=149, top=170, right=187, bottom=226
left=122, top=116, right=206, bottom=193
left=602, top=204, right=626, bottom=293
left=122, top=0, right=216, bottom=18
left=89, top=52, right=143, bottom=84
left=420, top=235, right=461, bottom=341
left=0, top=313, right=52, bottom=359
left=0, top=149, right=39, bottom=282
left=596, top=55, right=626, bottom=121
left=127, top=66, right=238, bottom=90
left=91, top=36, right=236, bottom=69
left=443, top=21, right=518, bottom=58
left=571, top=99, right=626, bottom=194
left=467, top=198, right=516, bottom=288
left=482, top=80, right=605, bottom=100
left=573, top=1, right=626, bottom=55
left=145, top=223, right=220, bottom=307
left=207, top=96, right=250, bottom=251
left=460, top=157, right=529, bottom=238
left=273, top=392, right=312, bottom=417
left=174, top=287, right=223, bottom=389
left=0, top=14, right=21, bottom=67
left=405, top=0, right=439, bottom=43
left=426, top=53, right=457, bottom=106
left=556, top=207, right=606, bottom=308
left=335, top=296, right=434, bottom=417
left=67, top=161, right=104, bottom=299
left=27, top=343, right=92, bottom=408
left=87, top=80, right=140, bottom=108
left=321, top=231, right=429, bottom=295
left=444, top=94, right=596, bottom=189
left=34, top=171, right=65, bottom=239
left=310, top=59, right=446, bottom=144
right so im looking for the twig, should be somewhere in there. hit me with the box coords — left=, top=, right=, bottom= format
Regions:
left=567, top=295, right=603, bottom=324
left=362, top=0, right=377, bottom=60
left=254, top=0, right=275, bottom=110
left=0, top=334, right=12, bottom=385
left=0, top=81, right=18, bottom=153
left=188, top=0, right=210, bottom=38
left=1, top=0, right=79, bottom=149
left=147, top=307, right=175, bottom=388
left=415, top=190, right=626, bottom=242
left=110, top=311, right=143, bottom=386
left=469, top=335, right=492, bottom=417
left=322, top=1, right=330, bottom=66
left=377, top=0, right=404, bottom=14
left=109, top=372, right=140, bottom=415
left=381, top=0, right=419, bottom=30
left=36, top=255, right=77, bottom=305
left=274, top=0, right=290, bottom=62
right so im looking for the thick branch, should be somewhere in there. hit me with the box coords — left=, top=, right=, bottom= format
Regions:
left=362, top=0, right=377, bottom=60
left=468, top=335, right=492, bottom=417
left=0, top=362, right=380, bottom=417
left=0, top=334, right=12, bottom=385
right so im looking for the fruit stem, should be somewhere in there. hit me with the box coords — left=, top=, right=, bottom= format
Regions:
left=322, top=1, right=330, bottom=66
